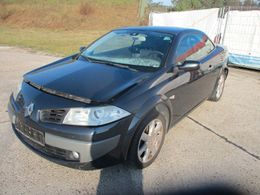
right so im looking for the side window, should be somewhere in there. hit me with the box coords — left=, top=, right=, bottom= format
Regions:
left=176, top=33, right=215, bottom=63
left=204, top=37, right=215, bottom=55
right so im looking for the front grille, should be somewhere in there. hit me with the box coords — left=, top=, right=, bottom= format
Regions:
left=15, top=120, right=45, bottom=146
left=14, top=118, right=79, bottom=162
left=39, top=109, right=67, bottom=124
left=16, top=129, right=79, bottom=162
left=16, top=126, right=79, bottom=162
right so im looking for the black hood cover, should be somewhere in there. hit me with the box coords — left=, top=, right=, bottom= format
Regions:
left=24, top=57, right=150, bottom=103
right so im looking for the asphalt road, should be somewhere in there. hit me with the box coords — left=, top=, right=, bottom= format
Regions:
left=0, top=46, right=259, bottom=195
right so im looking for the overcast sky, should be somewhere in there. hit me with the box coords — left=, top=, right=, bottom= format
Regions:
left=153, top=0, right=173, bottom=6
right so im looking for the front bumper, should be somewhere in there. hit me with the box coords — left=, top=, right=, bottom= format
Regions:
left=8, top=95, right=131, bottom=169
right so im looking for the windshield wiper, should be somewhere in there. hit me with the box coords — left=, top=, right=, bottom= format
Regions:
left=81, top=56, right=138, bottom=72
left=101, top=60, right=138, bottom=72
left=81, top=55, right=94, bottom=63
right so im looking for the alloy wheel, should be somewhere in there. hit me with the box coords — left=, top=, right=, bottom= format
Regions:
left=216, top=74, right=225, bottom=99
left=137, top=119, right=164, bottom=163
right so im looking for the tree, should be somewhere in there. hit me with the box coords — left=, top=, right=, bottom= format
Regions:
left=171, top=0, right=225, bottom=11
left=202, top=0, right=224, bottom=8
left=243, top=0, right=256, bottom=6
left=170, top=0, right=258, bottom=11
left=224, top=0, right=241, bottom=6
left=174, top=0, right=203, bottom=11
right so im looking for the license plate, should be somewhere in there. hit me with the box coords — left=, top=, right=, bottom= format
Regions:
left=15, top=121, right=45, bottom=146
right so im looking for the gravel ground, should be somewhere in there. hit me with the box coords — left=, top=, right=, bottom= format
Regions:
left=0, top=46, right=259, bottom=195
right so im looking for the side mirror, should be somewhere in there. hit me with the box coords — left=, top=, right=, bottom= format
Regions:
left=79, top=46, right=87, bottom=53
left=178, top=60, right=200, bottom=71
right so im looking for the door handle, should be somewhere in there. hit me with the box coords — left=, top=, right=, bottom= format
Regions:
left=208, top=65, right=214, bottom=70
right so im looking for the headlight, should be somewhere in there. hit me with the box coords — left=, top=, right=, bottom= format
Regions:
left=63, top=106, right=131, bottom=126
left=13, top=79, right=23, bottom=100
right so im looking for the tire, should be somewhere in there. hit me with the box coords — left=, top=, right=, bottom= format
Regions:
left=128, top=112, right=166, bottom=169
left=209, top=71, right=226, bottom=102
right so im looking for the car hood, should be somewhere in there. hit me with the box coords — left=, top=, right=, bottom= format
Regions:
left=24, top=56, right=150, bottom=103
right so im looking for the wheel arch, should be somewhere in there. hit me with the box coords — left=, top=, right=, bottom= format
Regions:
left=122, top=96, right=171, bottom=161
left=224, top=67, right=229, bottom=78
left=135, top=96, right=171, bottom=132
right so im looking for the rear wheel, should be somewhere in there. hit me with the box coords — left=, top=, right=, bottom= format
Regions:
left=128, top=114, right=166, bottom=169
left=209, top=71, right=226, bottom=101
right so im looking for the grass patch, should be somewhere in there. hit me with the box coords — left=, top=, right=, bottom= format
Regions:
left=0, top=4, right=13, bottom=20
left=79, top=2, right=93, bottom=16
left=1, top=0, right=136, bottom=6
left=0, top=1, right=138, bottom=30
left=0, top=26, right=106, bottom=56
left=0, top=0, right=139, bottom=55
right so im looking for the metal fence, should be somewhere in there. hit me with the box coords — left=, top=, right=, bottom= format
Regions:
left=149, top=7, right=260, bottom=70
left=221, top=7, right=260, bottom=69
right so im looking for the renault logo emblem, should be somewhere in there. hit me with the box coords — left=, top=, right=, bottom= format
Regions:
left=24, top=103, right=34, bottom=117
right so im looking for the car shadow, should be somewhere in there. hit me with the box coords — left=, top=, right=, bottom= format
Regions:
left=162, top=184, right=244, bottom=195
left=96, top=164, right=144, bottom=195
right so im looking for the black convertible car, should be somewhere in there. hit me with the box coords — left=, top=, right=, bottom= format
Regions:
left=8, top=26, right=228, bottom=169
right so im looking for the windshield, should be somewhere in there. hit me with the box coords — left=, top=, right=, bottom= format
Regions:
left=81, top=30, right=174, bottom=70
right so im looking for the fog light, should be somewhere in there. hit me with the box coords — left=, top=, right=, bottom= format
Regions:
left=69, top=151, right=80, bottom=160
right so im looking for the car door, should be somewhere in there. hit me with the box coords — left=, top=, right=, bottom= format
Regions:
left=192, top=33, right=221, bottom=98
left=164, top=32, right=217, bottom=124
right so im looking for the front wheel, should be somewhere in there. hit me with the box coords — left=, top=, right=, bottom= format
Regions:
left=209, top=71, right=226, bottom=101
left=128, top=114, right=166, bottom=169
